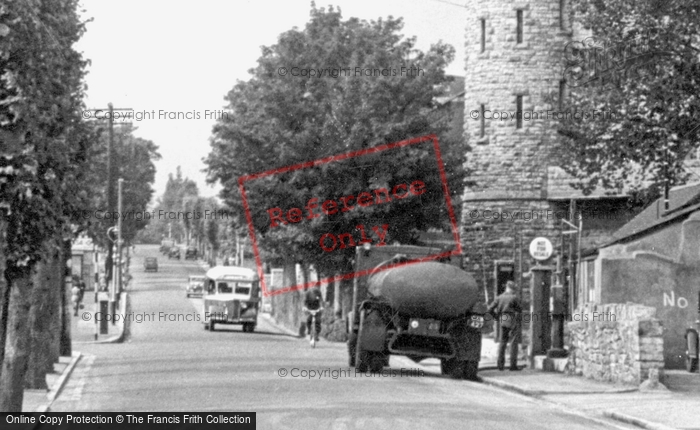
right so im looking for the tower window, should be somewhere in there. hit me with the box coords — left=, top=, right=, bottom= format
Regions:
left=516, top=10, right=523, bottom=44
left=559, top=0, right=568, bottom=30
left=515, top=96, right=523, bottom=129
left=480, top=104, right=486, bottom=137
left=480, top=19, right=486, bottom=53
left=558, top=80, right=566, bottom=110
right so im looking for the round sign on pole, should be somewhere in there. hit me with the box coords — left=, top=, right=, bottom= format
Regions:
left=529, top=237, right=553, bottom=261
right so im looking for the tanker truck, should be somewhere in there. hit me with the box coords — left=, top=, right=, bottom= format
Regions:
left=347, top=244, right=487, bottom=380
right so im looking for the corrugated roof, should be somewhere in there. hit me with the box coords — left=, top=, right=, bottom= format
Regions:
left=607, top=181, right=700, bottom=244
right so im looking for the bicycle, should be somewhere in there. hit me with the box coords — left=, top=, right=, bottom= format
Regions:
left=305, top=308, right=322, bottom=348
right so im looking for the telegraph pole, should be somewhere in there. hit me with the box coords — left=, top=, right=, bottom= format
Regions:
left=117, top=178, right=124, bottom=302
left=105, top=103, right=116, bottom=284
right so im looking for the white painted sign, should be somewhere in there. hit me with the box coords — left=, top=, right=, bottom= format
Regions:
left=529, top=237, right=553, bottom=261
left=663, top=291, right=688, bottom=308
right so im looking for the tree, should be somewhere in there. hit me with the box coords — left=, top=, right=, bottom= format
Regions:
left=558, top=0, right=700, bottom=196
left=149, top=167, right=198, bottom=243
left=82, top=125, right=160, bottom=249
left=0, top=0, right=91, bottom=410
left=204, top=200, right=220, bottom=266
left=205, top=5, right=465, bottom=279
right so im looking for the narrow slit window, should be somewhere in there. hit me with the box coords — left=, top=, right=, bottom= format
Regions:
left=515, top=96, right=523, bottom=129
left=480, top=104, right=485, bottom=138
left=480, top=19, right=486, bottom=53
left=558, top=80, right=566, bottom=110
left=559, top=0, right=565, bottom=30
left=516, top=10, right=523, bottom=44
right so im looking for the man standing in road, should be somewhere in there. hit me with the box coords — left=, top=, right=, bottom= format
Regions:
left=488, top=280, right=522, bottom=371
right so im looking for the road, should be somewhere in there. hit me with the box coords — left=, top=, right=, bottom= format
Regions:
left=51, top=245, right=629, bottom=430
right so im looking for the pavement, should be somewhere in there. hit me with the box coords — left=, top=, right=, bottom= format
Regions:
left=21, top=293, right=130, bottom=412
left=391, top=346, right=700, bottom=430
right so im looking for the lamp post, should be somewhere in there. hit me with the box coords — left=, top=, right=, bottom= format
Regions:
left=117, top=178, right=123, bottom=301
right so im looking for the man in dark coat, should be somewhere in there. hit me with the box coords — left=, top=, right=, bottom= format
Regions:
left=488, top=281, right=522, bottom=371
left=303, top=287, right=323, bottom=342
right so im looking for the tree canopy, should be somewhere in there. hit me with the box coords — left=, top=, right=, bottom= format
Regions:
left=82, top=124, right=161, bottom=248
left=558, top=0, right=700, bottom=197
left=205, top=5, right=465, bottom=276
left=0, top=0, right=90, bottom=275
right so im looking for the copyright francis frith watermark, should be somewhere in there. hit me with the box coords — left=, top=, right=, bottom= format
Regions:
left=239, top=134, right=461, bottom=297
left=276, top=367, right=425, bottom=379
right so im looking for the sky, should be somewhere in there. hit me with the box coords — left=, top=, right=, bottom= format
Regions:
left=76, top=0, right=468, bottom=202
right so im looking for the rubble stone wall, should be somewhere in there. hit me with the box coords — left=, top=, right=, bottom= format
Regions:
left=567, top=303, right=664, bottom=385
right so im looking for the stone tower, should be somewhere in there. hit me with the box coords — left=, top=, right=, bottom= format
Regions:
left=460, top=0, right=630, bottom=304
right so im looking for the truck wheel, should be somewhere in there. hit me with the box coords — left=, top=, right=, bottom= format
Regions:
left=356, top=349, right=369, bottom=373
left=441, top=358, right=464, bottom=379
left=686, top=356, right=698, bottom=373
left=462, top=360, right=480, bottom=381
left=355, top=309, right=369, bottom=371
left=369, top=352, right=386, bottom=373
left=348, top=332, right=357, bottom=367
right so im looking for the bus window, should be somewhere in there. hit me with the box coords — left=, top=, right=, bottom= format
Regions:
left=234, top=284, right=251, bottom=295
left=218, top=282, right=232, bottom=293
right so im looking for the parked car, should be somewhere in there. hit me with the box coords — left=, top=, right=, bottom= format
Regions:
left=144, top=257, right=158, bottom=272
left=169, top=247, right=181, bottom=259
left=185, top=246, right=198, bottom=260
left=160, top=240, right=174, bottom=254
left=186, top=275, right=205, bottom=298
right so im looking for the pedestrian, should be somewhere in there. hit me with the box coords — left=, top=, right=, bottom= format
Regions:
left=488, top=280, right=522, bottom=371
left=78, top=280, right=86, bottom=302
left=71, top=284, right=81, bottom=316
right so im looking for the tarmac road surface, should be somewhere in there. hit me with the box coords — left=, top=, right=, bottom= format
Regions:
left=50, top=245, right=633, bottom=430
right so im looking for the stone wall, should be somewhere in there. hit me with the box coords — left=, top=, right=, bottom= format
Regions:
left=269, top=263, right=305, bottom=336
left=567, top=303, right=664, bottom=385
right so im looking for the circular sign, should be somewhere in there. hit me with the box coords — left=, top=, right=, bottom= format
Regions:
left=529, top=237, right=553, bottom=261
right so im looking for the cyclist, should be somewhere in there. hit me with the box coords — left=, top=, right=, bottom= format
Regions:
left=302, top=287, right=323, bottom=342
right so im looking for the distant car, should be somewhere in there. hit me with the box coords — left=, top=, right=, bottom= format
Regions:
left=144, top=257, right=158, bottom=272
left=185, top=246, right=198, bottom=260
left=169, top=247, right=181, bottom=259
left=160, top=240, right=174, bottom=254
left=186, top=275, right=205, bottom=298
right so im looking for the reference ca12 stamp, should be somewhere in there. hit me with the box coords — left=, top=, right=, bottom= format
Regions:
left=239, top=134, right=461, bottom=297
